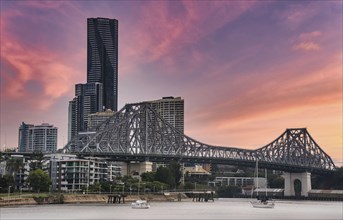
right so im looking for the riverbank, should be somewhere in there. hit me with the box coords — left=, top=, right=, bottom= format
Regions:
left=0, top=193, right=190, bottom=207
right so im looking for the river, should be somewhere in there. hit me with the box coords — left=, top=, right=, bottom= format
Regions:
left=1, top=198, right=342, bottom=220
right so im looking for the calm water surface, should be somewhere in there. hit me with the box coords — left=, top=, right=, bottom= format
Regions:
left=1, top=198, right=342, bottom=220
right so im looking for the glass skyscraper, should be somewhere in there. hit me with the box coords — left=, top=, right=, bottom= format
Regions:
left=68, top=18, right=118, bottom=141
left=87, top=17, right=118, bottom=112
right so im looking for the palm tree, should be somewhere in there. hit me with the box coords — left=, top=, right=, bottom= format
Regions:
left=6, top=157, right=24, bottom=176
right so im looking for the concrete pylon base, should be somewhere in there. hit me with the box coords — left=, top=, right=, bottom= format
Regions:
left=282, top=172, right=311, bottom=197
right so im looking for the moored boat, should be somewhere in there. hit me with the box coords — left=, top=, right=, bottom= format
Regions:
left=250, top=199, right=275, bottom=208
left=131, top=200, right=150, bottom=209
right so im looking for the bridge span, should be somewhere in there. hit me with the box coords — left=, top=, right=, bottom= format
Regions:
left=61, top=102, right=335, bottom=174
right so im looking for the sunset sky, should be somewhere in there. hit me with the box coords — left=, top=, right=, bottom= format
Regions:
left=1, top=1, right=342, bottom=165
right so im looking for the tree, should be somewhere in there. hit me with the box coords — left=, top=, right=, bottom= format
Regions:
left=0, top=174, right=14, bottom=193
left=141, top=171, right=155, bottom=182
left=29, top=151, right=44, bottom=171
left=6, top=157, right=24, bottom=176
left=155, top=166, right=174, bottom=187
left=169, top=161, right=182, bottom=187
left=267, top=174, right=284, bottom=188
left=26, top=169, right=51, bottom=192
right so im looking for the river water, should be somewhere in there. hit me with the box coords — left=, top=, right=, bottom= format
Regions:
left=1, top=198, right=342, bottom=220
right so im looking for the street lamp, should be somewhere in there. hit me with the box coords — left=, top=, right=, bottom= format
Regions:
left=8, top=186, right=12, bottom=205
left=118, top=182, right=124, bottom=195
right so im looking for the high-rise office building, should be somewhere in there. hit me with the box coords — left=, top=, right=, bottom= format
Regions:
left=18, top=122, right=57, bottom=153
left=68, top=17, right=118, bottom=142
left=149, top=97, right=184, bottom=133
left=87, top=17, right=118, bottom=112
left=68, top=82, right=103, bottom=141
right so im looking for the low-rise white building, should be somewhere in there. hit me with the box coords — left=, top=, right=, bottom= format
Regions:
left=47, top=154, right=122, bottom=192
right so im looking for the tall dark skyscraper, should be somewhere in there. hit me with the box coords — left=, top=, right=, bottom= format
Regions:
left=68, top=17, right=118, bottom=141
left=87, top=17, right=118, bottom=111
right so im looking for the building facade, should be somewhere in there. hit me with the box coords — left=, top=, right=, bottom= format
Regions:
left=68, top=83, right=103, bottom=140
left=149, top=97, right=184, bottom=133
left=68, top=17, right=118, bottom=141
left=18, top=122, right=57, bottom=153
left=87, top=17, right=118, bottom=112
left=47, top=154, right=122, bottom=191
left=87, top=109, right=116, bottom=131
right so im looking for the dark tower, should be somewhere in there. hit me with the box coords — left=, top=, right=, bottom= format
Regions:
left=87, top=17, right=118, bottom=111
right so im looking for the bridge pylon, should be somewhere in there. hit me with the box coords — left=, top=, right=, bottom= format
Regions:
left=282, top=172, right=312, bottom=197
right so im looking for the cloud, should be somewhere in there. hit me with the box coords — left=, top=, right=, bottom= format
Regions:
left=120, top=1, right=256, bottom=75
left=293, top=42, right=320, bottom=51
left=292, top=31, right=322, bottom=51
left=185, top=52, right=342, bottom=148
left=0, top=5, right=83, bottom=110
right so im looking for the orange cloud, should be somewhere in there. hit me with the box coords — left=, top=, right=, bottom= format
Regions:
left=185, top=52, right=342, bottom=161
left=293, top=42, right=320, bottom=51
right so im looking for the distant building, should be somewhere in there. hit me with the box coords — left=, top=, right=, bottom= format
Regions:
left=68, top=17, right=118, bottom=141
left=87, top=17, right=118, bottom=112
left=47, top=154, right=122, bottom=191
left=211, top=176, right=266, bottom=188
left=68, top=82, right=103, bottom=141
left=149, top=96, right=184, bottom=133
left=184, top=165, right=211, bottom=177
left=18, top=122, right=57, bottom=153
left=87, top=109, right=116, bottom=131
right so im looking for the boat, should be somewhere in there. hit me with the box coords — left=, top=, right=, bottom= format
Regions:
left=250, top=159, right=275, bottom=209
left=250, top=198, right=275, bottom=208
left=131, top=200, right=150, bottom=209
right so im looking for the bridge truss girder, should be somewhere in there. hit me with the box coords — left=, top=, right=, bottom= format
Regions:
left=64, top=102, right=335, bottom=174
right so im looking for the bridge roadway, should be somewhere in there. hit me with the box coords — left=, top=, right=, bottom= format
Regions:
left=59, top=103, right=336, bottom=175
left=1, top=150, right=335, bottom=174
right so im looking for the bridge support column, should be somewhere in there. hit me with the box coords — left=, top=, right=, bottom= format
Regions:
left=282, top=172, right=311, bottom=197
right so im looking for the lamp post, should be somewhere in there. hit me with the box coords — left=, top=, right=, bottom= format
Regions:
left=110, top=185, right=112, bottom=194
left=119, top=182, right=124, bottom=195
left=8, top=186, right=12, bottom=205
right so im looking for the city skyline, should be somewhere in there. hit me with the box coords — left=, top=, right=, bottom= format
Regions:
left=0, top=1, right=342, bottom=164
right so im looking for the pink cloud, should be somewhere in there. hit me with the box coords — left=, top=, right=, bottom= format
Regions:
left=292, top=31, right=322, bottom=51
left=120, top=1, right=256, bottom=75
left=293, top=42, right=320, bottom=51
left=1, top=9, right=82, bottom=110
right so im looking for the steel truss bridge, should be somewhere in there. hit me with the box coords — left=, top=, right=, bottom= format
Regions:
left=64, top=102, right=336, bottom=174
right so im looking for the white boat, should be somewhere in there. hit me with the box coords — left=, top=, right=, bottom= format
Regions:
left=250, top=199, right=275, bottom=208
left=131, top=200, right=150, bottom=209
left=250, top=159, right=276, bottom=209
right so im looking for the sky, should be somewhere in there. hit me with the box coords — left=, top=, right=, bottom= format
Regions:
left=0, top=1, right=342, bottom=165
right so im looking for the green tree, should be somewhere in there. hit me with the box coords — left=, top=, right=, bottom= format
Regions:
left=267, top=174, right=284, bottom=188
left=141, top=171, right=155, bottom=182
left=26, top=169, right=51, bottom=192
left=6, top=157, right=24, bottom=176
left=0, top=174, right=14, bottom=193
left=29, top=151, right=44, bottom=170
left=169, top=161, right=182, bottom=187
left=155, top=166, right=174, bottom=187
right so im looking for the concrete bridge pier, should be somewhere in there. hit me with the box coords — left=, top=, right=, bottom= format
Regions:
left=282, top=172, right=311, bottom=197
